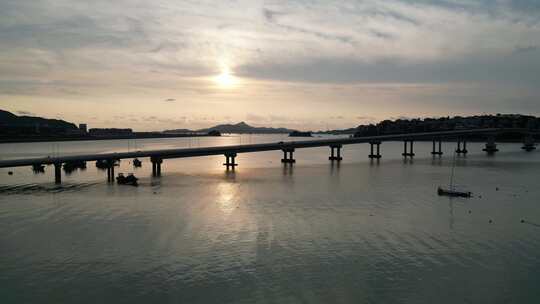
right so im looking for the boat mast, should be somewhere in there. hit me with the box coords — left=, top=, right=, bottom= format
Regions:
left=449, top=151, right=456, bottom=190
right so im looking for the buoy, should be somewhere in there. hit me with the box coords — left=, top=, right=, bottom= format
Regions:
left=489, top=219, right=493, bottom=223
left=496, top=187, right=499, bottom=191
left=521, top=219, right=525, bottom=223
left=468, top=210, right=472, bottom=214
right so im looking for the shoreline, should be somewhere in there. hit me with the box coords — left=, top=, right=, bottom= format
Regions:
left=0, top=133, right=220, bottom=144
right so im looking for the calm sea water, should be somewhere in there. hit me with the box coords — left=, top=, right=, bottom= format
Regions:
left=1, top=135, right=539, bottom=303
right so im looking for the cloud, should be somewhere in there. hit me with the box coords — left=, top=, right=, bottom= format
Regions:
left=1, top=0, right=540, bottom=130
left=356, top=116, right=376, bottom=121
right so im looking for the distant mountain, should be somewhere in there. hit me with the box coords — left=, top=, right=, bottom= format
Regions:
left=0, top=109, right=77, bottom=130
left=196, top=121, right=297, bottom=134
left=162, top=128, right=196, bottom=134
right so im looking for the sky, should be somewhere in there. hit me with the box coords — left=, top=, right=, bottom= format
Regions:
left=1, top=0, right=540, bottom=131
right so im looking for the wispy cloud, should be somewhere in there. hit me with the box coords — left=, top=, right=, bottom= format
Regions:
left=1, top=0, right=539, bottom=130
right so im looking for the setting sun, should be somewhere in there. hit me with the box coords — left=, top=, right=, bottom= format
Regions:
left=214, top=67, right=238, bottom=88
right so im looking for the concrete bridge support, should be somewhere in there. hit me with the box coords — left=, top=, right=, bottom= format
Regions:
left=456, top=138, right=468, bottom=155
left=106, top=160, right=116, bottom=182
left=522, top=135, right=536, bottom=151
left=151, top=157, right=163, bottom=177
left=431, top=139, right=443, bottom=155
left=54, top=163, right=62, bottom=184
left=369, top=141, right=382, bottom=159
left=223, top=153, right=238, bottom=169
left=483, top=136, right=499, bottom=154
left=402, top=140, right=415, bottom=157
left=329, top=145, right=343, bottom=161
left=281, top=148, right=296, bottom=164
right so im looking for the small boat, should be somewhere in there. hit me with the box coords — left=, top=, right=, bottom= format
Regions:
left=116, top=173, right=138, bottom=186
left=437, top=151, right=472, bottom=198
left=63, top=160, right=87, bottom=173
left=32, top=164, right=45, bottom=173
left=438, top=187, right=471, bottom=197
left=133, top=158, right=142, bottom=167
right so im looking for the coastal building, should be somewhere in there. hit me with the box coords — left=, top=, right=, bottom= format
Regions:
left=89, top=128, right=133, bottom=137
left=79, top=124, right=88, bottom=133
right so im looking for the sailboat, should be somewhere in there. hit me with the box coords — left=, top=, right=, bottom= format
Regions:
left=437, top=152, right=472, bottom=198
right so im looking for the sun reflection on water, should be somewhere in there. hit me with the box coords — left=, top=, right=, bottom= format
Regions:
left=216, top=182, right=237, bottom=215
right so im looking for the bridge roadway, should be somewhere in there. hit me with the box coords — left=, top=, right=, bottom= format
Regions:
left=0, top=127, right=532, bottom=168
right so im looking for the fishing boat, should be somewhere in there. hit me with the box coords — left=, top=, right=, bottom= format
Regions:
left=437, top=186, right=471, bottom=197
left=437, top=151, right=472, bottom=198
left=32, top=164, right=45, bottom=173
left=116, top=173, right=138, bottom=186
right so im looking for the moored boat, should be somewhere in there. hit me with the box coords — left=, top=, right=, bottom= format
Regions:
left=437, top=151, right=472, bottom=198
left=437, top=186, right=471, bottom=197
left=116, top=173, right=138, bottom=186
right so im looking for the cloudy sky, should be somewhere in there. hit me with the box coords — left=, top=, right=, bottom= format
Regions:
left=1, top=0, right=539, bottom=131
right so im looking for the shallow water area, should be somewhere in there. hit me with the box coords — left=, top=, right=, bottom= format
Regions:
left=1, top=135, right=540, bottom=303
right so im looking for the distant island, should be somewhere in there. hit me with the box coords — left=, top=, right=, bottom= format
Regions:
left=0, top=109, right=219, bottom=143
left=319, top=114, right=540, bottom=138
left=0, top=110, right=299, bottom=143
left=164, top=121, right=297, bottom=134
left=1, top=109, right=538, bottom=143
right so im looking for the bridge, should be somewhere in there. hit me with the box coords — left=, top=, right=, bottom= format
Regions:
left=0, top=128, right=536, bottom=184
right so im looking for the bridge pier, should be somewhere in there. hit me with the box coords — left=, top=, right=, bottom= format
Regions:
left=281, top=148, right=296, bottom=164
left=329, top=145, right=343, bottom=161
left=105, top=159, right=116, bottom=182
left=223, top=153, right=238, bottom=169
left=151, top=157, right=163, bottom=177
left=483, top=136, right=498, bottom=154
left=402, top=140, right=415, bottom=157
left=431, top=139, right=443, bottom=155
left=368, top=141, right=382, bottom=159
left=522, top=135, right=536, bottom=151
left=54, top=163, right=62, bottom=184
left=456, top=138, right=468, bottom=155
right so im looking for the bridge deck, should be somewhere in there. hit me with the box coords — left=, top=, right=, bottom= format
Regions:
left=0, top=128, right=529, bottom=168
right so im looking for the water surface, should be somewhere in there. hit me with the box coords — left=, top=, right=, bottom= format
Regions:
left=1, top=135, right=539, bottom=303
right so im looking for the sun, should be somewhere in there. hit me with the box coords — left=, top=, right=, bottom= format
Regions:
left=214, top=67, right=238, bottom=88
